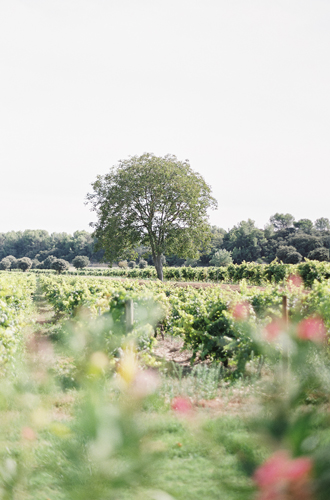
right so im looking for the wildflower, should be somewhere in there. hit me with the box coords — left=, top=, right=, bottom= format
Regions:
left=297, top=317, right=326, bottom=343
left=21, top=427, right=36, bottom=441
left=264, top=319, right=282, bottom=342
left=232, top=302, right=249, bottom=320
left=287, top=274, right=303, bottom=290
left=131, top=369, right=159, bottom=398
left=116, top=347, right=138, bottom=386
left=171, top=397, right=193, bottom=414
left=88, top=351, right=109, bottom=376
left=254, top=450, right=313, bottom=500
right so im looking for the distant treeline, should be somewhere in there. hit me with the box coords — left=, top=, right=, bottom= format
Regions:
left=0, top=230, right=104, bottom=263
left=166, top=214, right=330, bottom=266
left=1, top=214, right=330, bottom=268
left=204, top=214, right=330, bottom=265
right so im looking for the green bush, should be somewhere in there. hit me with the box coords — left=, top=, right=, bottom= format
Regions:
left=183, top=258, right=198, bottom=267
left=276, top=245, right=302, bottom=264
left=210, top=249, right=233, bottom=267
left=72, top=255, right=90, bottom=269
left=307, top=247, right=329, bottom=261
left=51, top=259, right=70, bottom=274
left=298, top=260, right=330, bottom=287
left=41, top=255, right=57, bottom=269
left=0, top=258, right=11, bottom=271
left=17, top=257, right=32, bottom=272
left=2, top=255, right=18, bottom=269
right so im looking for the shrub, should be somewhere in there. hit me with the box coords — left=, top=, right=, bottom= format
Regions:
left=31, top=259, right=40, bottom=269
left=118, top=260, right=128, bottom=268
left=298, top=261, right=330, bottom=287
left=128, top=261, right=136, bottom=268
left=138, top=259, right=148, bottom=269
left=286, top=251, right=302, bottom=264
left=51, top=259, right=70, bottom=274
left=276, top=246, right=302, bottom=264
left=307, top=247, right=329, bottom=262
left=5, top=255, right=18, bottom=269
left=42, top=255, right=58, bottom=269
left=183, top=258, right=198, bottom=267
left=17, top=257, right=32, bottom=272
left=0, top=258, right=11, bottom=271
left=210, top=249, right=233, bottom=267
left=72, top=256, right=90, bottom=269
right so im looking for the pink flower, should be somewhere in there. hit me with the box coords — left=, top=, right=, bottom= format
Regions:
left=130, top=369, right=159, bottom=398
left=287, top=274, right=303, bottom=290
left=254, top=450, right=313, bottom=500
left=264, top=320, right=282, bottom=341
left=297, top=317, right=326, bottom=343
left=171, top=397, right=193, bottom=414
left=232, top=302, right=249, bottom=320
left=21, top=427, right=37, bottom=441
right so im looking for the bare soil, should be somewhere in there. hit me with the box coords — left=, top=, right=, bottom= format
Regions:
left=153, top=335, right=193, bottom=366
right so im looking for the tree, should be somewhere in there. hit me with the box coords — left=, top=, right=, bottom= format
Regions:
left=6, top=255, right=18, bottom=269
left=42, top=255, right=57, bottom=269
left=276, top=246, right=302, bottom=264
left=32, top=259, right=40, bottom=269
left=72, top=256, right=90, bottom=269
left=51, top=259, right=70, bottom=274
left=307, top=247, right=329, bottom=261
left=138, top=259, right=148, bottom=269
left=288, top=234, right=322, bottom=258
left=183, top=257, right=198, bottom=267
left=210, top=249, right=233, bottom=267
left=17, top=257, right=32, bottom=272
left=294, top=218, right=313, bottom=234
left=87, top=153, right=217, bottom=280
left=269, top=213, right=295, bottom=231
left=0, top=258, right=11, bottom=271
left=315, top=218, right=330, bottom=232
left=222, top=219, right=266, bottom=263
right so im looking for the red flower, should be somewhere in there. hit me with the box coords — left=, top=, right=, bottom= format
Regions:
left=297, top=317, right=326, bottom=343
left=254, top=450, right=313, bottom=500
left=171, top=397, right=193, bottom=414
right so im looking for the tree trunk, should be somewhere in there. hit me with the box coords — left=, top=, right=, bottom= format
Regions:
left=154, top=254, right=163, bottom=281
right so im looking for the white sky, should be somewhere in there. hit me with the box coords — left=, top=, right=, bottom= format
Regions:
left=1, top=0, right=329, bottom=234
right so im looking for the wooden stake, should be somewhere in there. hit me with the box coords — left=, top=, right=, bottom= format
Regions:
left=282, top=295, right=288, bottom=325
left=125, top=299, right=134, bottom=333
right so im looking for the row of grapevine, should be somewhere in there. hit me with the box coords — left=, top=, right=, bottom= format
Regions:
left=39, top=274, right=330, bottom=374
left=0, top=272, right=36, bottom=367
left=21, top=260, right=330, bottom=287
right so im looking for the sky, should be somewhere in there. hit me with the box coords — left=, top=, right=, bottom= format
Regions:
left=1, top=0, right=329, bottom=235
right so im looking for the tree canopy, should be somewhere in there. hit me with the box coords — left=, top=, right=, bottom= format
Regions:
left=269, top=213, right=295, bottom=231
left=87, top=153, right=217, bottom=280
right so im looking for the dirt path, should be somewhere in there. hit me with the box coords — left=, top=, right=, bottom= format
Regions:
left=25, top=285, right=75, bottom=420
left=153, top=335, right=193, bottom=366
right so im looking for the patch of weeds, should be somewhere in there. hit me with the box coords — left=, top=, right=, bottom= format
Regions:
left=160, top=362, right=224, bottom=402
left=52, top=356, right=79, bottom=390
left=141, top=392, right=169, bottom=413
